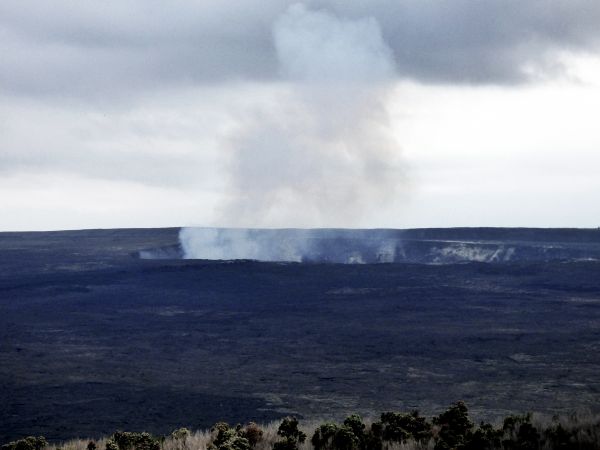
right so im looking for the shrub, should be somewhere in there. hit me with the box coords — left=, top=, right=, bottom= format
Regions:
left=312, top=423, right=339, bottom=450
left=463, top=422, right=503, bottom=450
left=208, top=423, right=250, bottom=450
left=311, top=415, right=383, bottom=450
left=171, top=428, right=190, bottom=441
left=106, top=432, right=160, bottom=450
left=312, top=422, right=362, bottom=450
left=331, top=427, right=360, bottom=450
left=364, top=421, right=383, bottom=450
left=342, top=416, right=365, bottom=441
left=502, top=414, right=540, bottom=450
left=378, top=410, right=431, bottom=443
left=274, top=417, right=306, bottom=450
left=1, top=436, right=47, bottom=450
left=238, top=423, right=263, bottom=448
left=544, top=423, right=575, bottom=449
left=432, top=401, right=473, bottom=449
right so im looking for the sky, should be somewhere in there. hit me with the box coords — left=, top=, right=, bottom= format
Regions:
left=1, top=0, right=600, bottom=231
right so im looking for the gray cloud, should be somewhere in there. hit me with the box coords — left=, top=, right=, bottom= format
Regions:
left=0, top=91, right=231, bottom=187
left=0, top=0, right=283, bottom=99
left=1, top=0, right=600, bottom=101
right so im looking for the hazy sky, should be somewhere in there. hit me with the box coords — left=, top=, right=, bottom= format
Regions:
left=1, top=0, right=600, bottom=230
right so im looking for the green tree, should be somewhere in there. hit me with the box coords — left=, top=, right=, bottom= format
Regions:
left=312, top=423, right=340, bottom=450
left=433, top=401, right=473, bottom=449
left=274, top=417, right=306, bottom=450
left=379, top=410, right=431, bottom=443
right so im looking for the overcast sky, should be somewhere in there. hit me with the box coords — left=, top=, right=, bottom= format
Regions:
left=1, top=0, right=600, bottom=230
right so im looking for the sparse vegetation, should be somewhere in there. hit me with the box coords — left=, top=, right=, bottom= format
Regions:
left=1, top=436, right=47, bottom=450
left=5, top=403, right=600, bottom=450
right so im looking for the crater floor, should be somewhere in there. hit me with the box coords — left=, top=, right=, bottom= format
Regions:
left=1, top=228, right=600, bottom=442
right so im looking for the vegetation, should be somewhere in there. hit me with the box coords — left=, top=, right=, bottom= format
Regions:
left=4, top=403, right=600, bottom=450
left=105, top=432, right=161, bottom=450
left=1, top=436, right=47, bottom=450
left=273, top=417, right=306, bottom=450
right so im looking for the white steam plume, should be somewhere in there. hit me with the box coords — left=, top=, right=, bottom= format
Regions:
left=225, top=3, right=404, bottom=228
left=181, top=4, right=405, bottom=260
left=179, top=228, right=307, bottom=262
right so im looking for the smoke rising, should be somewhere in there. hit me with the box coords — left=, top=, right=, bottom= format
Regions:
left=275, top=4, right=395, bottom=83
left=178, top=227, right=398, bottom=263
left=181, top=4, right=405, bottom=260
left=221, top=3, right=404, bottom=228
left=171, top=227, right=600, bottom=263
left=179, top=228, right=305, bottom=262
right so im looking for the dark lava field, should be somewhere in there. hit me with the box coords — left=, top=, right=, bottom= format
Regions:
left=1, top=227, right=600, bottom=442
